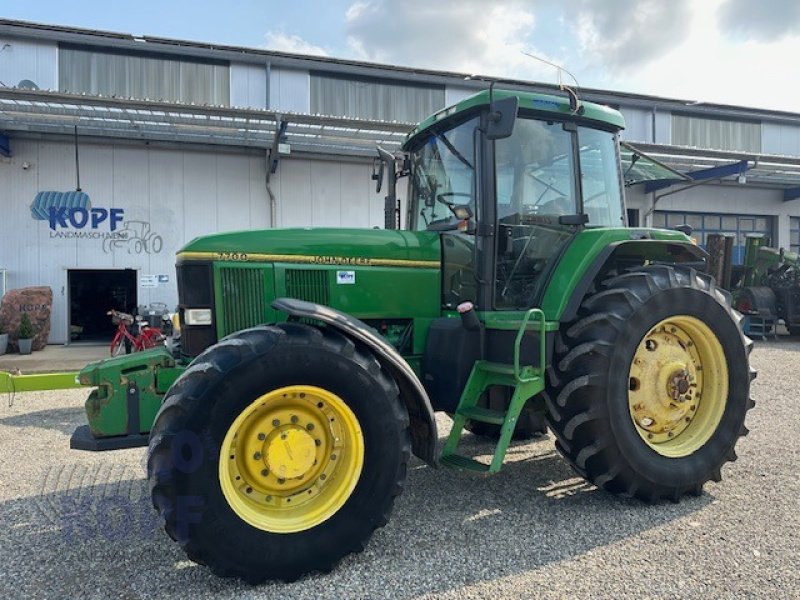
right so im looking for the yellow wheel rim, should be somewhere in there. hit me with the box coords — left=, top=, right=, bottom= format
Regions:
left=627, top=315, right=728, bottom=458
left=218, top=385, right=364, bottom=533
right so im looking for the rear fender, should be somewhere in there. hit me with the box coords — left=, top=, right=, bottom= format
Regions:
left=272, top=297, right=438, bottom=466
left=561, top=239, right=708, bottom=322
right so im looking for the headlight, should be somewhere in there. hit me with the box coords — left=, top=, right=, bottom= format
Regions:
left=185, top=308, right=213, bottom=326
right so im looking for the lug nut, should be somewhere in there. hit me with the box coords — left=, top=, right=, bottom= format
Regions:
left=291, top=415, right=299, bottom=424
left=272, top=419, right=280, bottom=427
left=277, top=478, right=285, bottom=484
left=315, top=439, right=321, bottom=446
left=307, top=423, right=315, bottom=431
left=331, top=454, right=337, bottom=461
left=281, top=433, right=287, bottom=440
left=261, top=469, right=269, bottom=476
left=320, top=474, right=327, bottom=481
left=258, top=432, right=266, bottom=441
left=253, top=452, right=262, bottom=460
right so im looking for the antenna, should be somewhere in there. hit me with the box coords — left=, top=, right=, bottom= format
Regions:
left=74, top=125, right=82, bottom=192
left=520, top=51, right=584, bottom=114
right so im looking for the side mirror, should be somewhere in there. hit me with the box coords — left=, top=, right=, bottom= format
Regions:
left=371, top=156, right=384, bottom=193
left=449, top=204, right=473, bottom=221
left=486, top=95, right=519, bottom=140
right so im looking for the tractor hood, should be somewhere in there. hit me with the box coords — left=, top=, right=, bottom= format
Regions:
left=177, top=228, right=441, bottom=268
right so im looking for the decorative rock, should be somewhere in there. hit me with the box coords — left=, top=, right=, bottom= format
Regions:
left=0, top=287, right=53, bottom=351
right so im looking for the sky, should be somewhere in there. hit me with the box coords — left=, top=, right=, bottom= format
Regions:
left=3, top=0, right=800, bottom=112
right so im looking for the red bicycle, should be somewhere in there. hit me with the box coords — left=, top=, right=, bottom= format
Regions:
left=108, top=309, right=165, bottom=356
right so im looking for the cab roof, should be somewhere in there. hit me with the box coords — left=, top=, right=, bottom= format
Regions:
left=403, top=89, right=626, bottom=149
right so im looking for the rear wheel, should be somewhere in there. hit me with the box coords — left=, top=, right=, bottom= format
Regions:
left=547, top=265, right=754, bottom=503
left=147, top=323, right=410, bottom=582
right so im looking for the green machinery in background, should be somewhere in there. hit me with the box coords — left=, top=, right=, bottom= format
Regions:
left=53, top=88, right=755, bottom=583
left=708, top=232, right=800, bottom=335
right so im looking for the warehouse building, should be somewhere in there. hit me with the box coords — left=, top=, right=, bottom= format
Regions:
left=2, top=18, right=800, bottom=344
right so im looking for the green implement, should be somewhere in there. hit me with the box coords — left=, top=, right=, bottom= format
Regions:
left=0, top=370, right=82, bottom=394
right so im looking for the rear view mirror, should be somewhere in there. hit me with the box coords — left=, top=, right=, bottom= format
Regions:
left=371, top=156, right=384, bottom=193
left=486, top=96, right=519, bottom=140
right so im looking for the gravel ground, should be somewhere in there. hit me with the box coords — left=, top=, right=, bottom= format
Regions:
left=0, top=341, right=798, bottom=600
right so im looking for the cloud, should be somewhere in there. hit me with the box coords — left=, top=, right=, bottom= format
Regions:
left=717, top=0, right=800, bottom=42
left=264, top=32, right=330, bottom=56
left=344, top=1, right=561, bottom=82
left=570, top=0, right=693, bottom=71
left=615, top=0, right=800, bottom=112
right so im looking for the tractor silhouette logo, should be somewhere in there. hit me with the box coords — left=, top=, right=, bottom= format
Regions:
left=102, top=220, right=164, bottom=255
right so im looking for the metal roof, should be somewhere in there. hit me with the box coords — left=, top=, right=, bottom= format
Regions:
left=3, top=18, right=800, bottom=126
left=3, top=87, right=800, bottom=195
left=0, top=88, right=412, bottom=156
left=627, top=142, right=800, bottom=187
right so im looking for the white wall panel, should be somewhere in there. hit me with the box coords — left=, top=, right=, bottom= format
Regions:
left=340, top=163, right=371, bottom=228
left=230, top=62, right=267, bottom=109
left=311, top=162, right=342, bottom=226
left=216, top=153, right=252, bottom=232
left=0, top=37, right=57, bottom=90
left=145, top=149, right=184, bottom=308
left=276, top=159, right=312, bottom=226
left=762, top=122, right=800, bottom=156
left=269, top=68, right=310, bottom=113
left=619, top=106, right=652, bottom=143
left=445, top=86, right=475, bottom=107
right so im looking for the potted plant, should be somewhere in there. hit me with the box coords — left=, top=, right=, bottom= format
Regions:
left=0, top=319, right=7, bottom=356
left=17, top=313, right=35, bottom=355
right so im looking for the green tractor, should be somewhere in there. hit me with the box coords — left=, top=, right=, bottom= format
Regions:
left=69, top=89, right=755, bottom=582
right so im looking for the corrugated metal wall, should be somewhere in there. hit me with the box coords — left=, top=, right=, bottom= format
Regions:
left=0, top=138, right=386, bottom=344
left=310, top=73, right=444, bottom=122
left=672, top=114, right=761, bottom=152
left=58, top=46, right=230, bottom=105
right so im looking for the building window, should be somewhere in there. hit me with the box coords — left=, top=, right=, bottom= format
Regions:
left=310, top=73, right=444, bottom=123
left=654, top=211, right=773, bottom=264
left=791, top=217, right=800, bottom=254
left=672, top=114, right=761, bottom=153
left=59, top=45, right=230, bottom=105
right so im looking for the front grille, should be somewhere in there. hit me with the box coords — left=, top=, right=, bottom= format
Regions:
left=285, top=269, right=329, bottom=305
left=219, top=267, right=268, bottom=336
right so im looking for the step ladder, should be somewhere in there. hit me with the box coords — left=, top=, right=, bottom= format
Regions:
left=440, top=308, right=548, bottom=474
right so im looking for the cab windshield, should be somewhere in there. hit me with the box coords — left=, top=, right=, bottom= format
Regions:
left=409, top=116, right=479, bottom=231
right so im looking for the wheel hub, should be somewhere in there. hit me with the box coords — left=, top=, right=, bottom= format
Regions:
left=627, top=315, right=728, bottom=457
left=629, top=320, right=708, bottom=445
left=265, top=426, right=317, bottom=479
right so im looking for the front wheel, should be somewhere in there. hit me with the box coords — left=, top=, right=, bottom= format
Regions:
left=147, top=323, right=410, bottom=582
left=547, top=265, right=755, bottom=503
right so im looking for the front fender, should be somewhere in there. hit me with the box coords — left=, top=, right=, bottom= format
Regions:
left=272, top=297, right=439, bottom=466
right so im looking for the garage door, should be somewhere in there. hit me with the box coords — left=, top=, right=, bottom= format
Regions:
left=653, top=211, right=773, bottom=264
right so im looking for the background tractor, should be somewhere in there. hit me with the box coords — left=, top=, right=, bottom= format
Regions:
left=68, top=89, right=755, bottom=583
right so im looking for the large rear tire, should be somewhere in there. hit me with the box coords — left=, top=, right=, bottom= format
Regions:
left=547, top=265, right=755, bottom=503
left=147, top=323, right=410, bottom=582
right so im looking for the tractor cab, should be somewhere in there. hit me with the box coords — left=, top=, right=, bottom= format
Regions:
left=380, top=89, right=627, bottom=311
